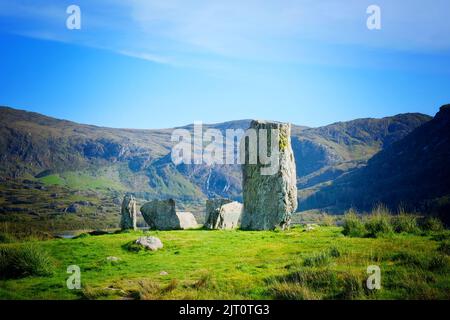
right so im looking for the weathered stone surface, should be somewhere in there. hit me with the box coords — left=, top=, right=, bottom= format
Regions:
left=135, top=236, right=163, bottom=251
left=176, top=211, right=198, bottom=229
left=140, top=199, right=198, bottom=230
left=205, top=199, right=243, bottom=230
left=120, top=195, right=137, bottom=230
left=241, top=120, right=297, bottom=230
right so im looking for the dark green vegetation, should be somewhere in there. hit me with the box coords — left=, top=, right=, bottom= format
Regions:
left=302, top=105, right=450, bottom=225
left=0, top=226, right=449, bottom=300
left=0, top=244, right=53, bottom=279
left=342, top=205, right=444, bottom=238
left=0, top=106, right=439, bottom=232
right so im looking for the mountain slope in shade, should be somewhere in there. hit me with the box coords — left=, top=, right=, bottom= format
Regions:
left=300, top=105, right=450, bottom=222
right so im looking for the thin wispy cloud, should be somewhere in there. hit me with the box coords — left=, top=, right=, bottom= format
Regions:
left=117, top=50, right=172, bottom=65
left=1, top=0, right=450, bottom=69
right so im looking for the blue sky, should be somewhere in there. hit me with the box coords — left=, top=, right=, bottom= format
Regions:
left=0, top=0, right=450, bottom=129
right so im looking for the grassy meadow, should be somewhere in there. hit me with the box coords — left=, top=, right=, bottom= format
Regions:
left=1, top=218, right=450, bottom=300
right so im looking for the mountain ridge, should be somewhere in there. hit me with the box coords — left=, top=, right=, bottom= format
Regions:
left=300, top=104, right=450, bottom=223
left=0, top=105, right=434, bottom=221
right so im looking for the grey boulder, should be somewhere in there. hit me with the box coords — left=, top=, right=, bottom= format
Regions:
left=140, top=199, right=198, bottom=230
left=205, top=199, right=243, bottom=230
left=135, top=236, right=163, bottom=251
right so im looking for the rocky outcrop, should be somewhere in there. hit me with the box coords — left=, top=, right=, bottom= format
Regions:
left=120, top=195, right=137, bottom=230
left=241, top=121, right=297, bottom=230
left=135, top=236, right=163, bottom=251
left=140, top=199, right=198, bottom=230
left=205, top=199, right=243, bottom=229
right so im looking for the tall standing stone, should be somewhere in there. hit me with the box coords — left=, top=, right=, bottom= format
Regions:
left=241, top=120, right=297, bottom=230
left=120, top=194, right=137, bottom=230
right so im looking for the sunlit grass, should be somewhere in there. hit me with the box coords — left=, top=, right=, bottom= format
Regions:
left=0, top=226, right=449, bottom=300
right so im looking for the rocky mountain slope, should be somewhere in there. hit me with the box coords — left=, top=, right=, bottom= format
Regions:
left=0, top=106, right=434, bottom=228
left=300, top=105, right=450, bottom=222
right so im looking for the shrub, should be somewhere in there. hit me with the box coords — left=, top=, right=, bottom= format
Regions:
left=0, top=244, right=54, bottom=279
left=365, top=205, right=393, bottom=237
left=422, top=217, right=444, bottom=232
left=342, top=209, right=366, bottom=237
left=393, top=214, right=420, bottom=234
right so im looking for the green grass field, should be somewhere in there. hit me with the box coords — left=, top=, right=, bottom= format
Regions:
left=37, top=170, right=125, bottom=191
left=1, top=226, right=449, bottom=300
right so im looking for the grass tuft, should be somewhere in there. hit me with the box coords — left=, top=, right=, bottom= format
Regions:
left=193, top=272, right=215, bottom=290
left=320, top=215, right=336, bottom=227
left=303, top=252, right=331, bottom=267
left=268, top=281, right=320, bottom=300
left=0, top=244, right=54, bottom=279
left=338, top=272, right=364, bottom=300
left=365, top=205, right=394, bottom=237
left=329, top=246, right=341, bottom=258
left=342, top=209, right=366, bottom=237
left=393, top=213, right=420, bottom=234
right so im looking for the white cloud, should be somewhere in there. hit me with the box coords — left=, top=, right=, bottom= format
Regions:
left=1, top=0, right=450, bottom=67
left=127, top=0, right=450, bottom=55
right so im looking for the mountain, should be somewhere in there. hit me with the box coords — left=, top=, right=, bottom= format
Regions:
left=300, top=105, right=450, bottom=222
left=0, top=105, right=434, bottom=230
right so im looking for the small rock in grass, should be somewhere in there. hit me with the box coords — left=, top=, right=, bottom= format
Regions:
left=160, top=271, right=169, bottom=276
left=106, top=256, right=120, bottom=262
left=135, top=236, right=163, bottom=251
